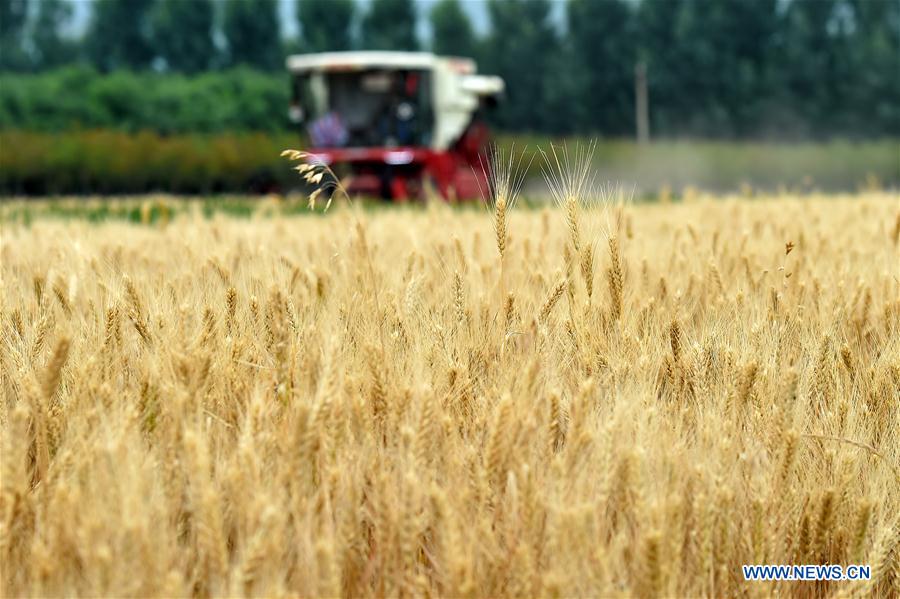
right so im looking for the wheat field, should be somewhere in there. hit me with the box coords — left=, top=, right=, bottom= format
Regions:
left=1, top=189, right=899, bottom=598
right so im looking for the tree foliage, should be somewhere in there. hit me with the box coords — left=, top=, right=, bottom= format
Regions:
left=223, top=0, right=282, bottom=70
left=568, top=0, right=636, bottom=135
left=153, top=0, right=216, bottom=73
left=30, top=0, right=76, bottom=70
left=361, top=0, right=419, bottom=51
left=0, top=66, right=288, bottom=133
left=484, top=0, right=567, bottom=132
left=430, top=0, right=476, bottom=59
left=0, top=0, right=29, bottom=70
left=0, top=0, right=898, bottom=138
left=85, top=0, right=156, bottom=71
left=297, top=0, right=355, bottom=52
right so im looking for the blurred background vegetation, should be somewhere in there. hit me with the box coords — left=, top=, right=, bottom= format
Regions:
left=0, top=0, right=898, bottom=196
left=2, top=130, right=895, bottom=196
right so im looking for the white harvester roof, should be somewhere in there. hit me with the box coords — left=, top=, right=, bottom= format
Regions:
left=288, top=51, right=447, bottom=73
left=286, top=51, right=504, bottom=151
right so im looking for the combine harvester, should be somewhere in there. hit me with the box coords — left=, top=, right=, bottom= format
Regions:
left=287, top=51, right=504, bottom=201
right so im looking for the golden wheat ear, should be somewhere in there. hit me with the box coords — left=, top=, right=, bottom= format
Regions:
left=476, top=144, right=531, bottom=262
left=540, top=141, right=601, bottom=302
left=281, top=148, right=348, bottom=211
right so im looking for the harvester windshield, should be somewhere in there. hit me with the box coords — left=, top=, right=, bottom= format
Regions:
left=292, top=69, right=433, bottom=148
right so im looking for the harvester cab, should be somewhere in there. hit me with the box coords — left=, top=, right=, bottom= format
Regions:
left=286, top=51, right=504, bottom=201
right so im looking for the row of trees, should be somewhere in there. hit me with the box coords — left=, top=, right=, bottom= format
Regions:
left=1, top=0, right=898, bottom=137
left=0, top=0, right=415, bottom=73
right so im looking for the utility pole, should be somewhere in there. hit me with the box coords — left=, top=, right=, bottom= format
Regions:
left=635, top=61, right=649, bottom=144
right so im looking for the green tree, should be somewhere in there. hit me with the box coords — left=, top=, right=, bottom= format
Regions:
left=31, top=0, right=76, bottom=70
left=636, top=0, right=789, bottom=138
left=297, top=0, right=355, bottom=52
left=430, top=0, right=476, bottom=58
left=153, top=0, right=216, bottom=73
left=361, top=0, right=418, bottom=51
left=636, top=0, right=688, bottom=135
left=86, top=0, right=156, bottom=71
left=779, top=0, right=840, bottom=137
left=484, top=0, right=568, bottom=133
left=0, top=0, right=30, bottom=71
left=568, top=0, right=636, bottom=135
left=223, top=0, right=282, bottom=70
left=847, top=0, right=900, bottom=135
left=669, top=0, right=781, bottom=137
left=719, top=0, right=782, bottom=136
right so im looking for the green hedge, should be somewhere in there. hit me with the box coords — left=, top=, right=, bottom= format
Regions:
left=0, top=130, right=300, bottom=194
left=1, top=130, right=897, bottom=196
left=0, top=66, right=290, bottom=133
